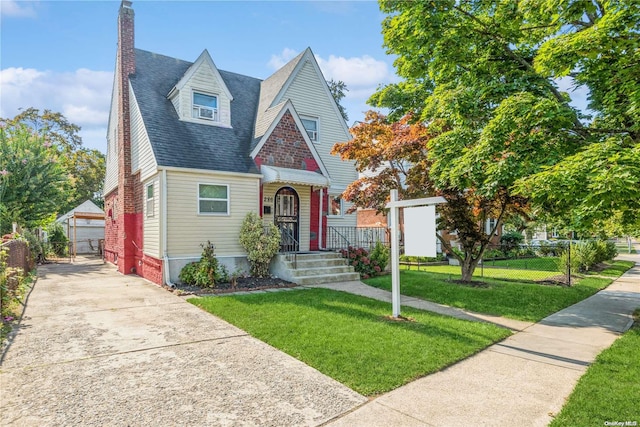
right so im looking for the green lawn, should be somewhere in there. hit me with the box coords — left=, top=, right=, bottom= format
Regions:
left=404, top=263, right=559, bottom=281
left=189, top=288, right=510, bottom=396
left=365, top=270, right=615, bottom=322
left=585, top=260, right=636, bottom=277
left=550, top=322, right=640, bottom=426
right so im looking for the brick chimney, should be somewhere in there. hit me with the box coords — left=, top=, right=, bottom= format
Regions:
left=114, top=0, right=138, bottom=275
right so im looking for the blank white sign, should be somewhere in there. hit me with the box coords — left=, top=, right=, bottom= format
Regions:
left=404, top=205, right=437, bottom=257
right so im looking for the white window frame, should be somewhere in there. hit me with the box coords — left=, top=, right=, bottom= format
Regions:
left=146, top=182, right=154, bottom=218
left=328, top=194, right=344, bottom=217
left=192, top=90, right=219, bottom=122
left=198, top=183, right=230, bottom=216
left=300, top=115, right=319, bottom=143
left=486, top=218, right=499, bottom=236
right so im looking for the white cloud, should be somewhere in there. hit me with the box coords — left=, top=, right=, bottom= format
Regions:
left=0, top=0, right=37, bottom=18
left=316, top=54, right=390, bottom=89
left=1, top=67, right=113, bottom=151
left=268, top=48, right=299, bottom=70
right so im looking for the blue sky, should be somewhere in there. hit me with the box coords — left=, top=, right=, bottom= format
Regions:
left=1, top=0, right=396, bottom=153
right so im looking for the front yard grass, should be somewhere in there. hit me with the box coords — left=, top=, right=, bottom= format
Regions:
left=405, top=263, right=559, bottom=281
left=189, top=288, right=510, bottom=396
left=550, top=316, right=640, bottom=426
left=365, top=270, right=621, bottom=322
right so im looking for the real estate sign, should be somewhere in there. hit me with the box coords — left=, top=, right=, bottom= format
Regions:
left=404, top=205, right=437, bottom=258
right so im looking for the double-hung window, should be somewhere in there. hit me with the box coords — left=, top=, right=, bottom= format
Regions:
left=192, top=92, right=218, bottom=121
left=198, top=184, right=229, bottom=215
left=329, top=194, right=343, bottom=217
left=300, top=116, right=318, bottom=142
left=146, top=183, right=154, bottom=217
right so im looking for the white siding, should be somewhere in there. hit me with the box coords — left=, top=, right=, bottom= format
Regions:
left=129, top=86, right=158, bottom=181
left=176, top=61, right=232, bottom=127
left=143, top=175, right=161, bottom=258
left=261, top=183, right=311, bottom=251
left=104, top=77, right=119, bottom=195
left=166, top=171, right=260, bottom=256
left=281, top=60, right=357, bottom=227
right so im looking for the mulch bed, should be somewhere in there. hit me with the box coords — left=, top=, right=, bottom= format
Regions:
left=166, top=276, right=297, bottom=296
left=535, top=274, right=576, bottom=287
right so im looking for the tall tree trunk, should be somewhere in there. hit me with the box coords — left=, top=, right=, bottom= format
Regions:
left=460, top=256, right=480, bottom=282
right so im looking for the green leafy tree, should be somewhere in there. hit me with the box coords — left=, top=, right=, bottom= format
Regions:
left=327, top=79, right=349, bottom=122
left=3, top=108, right=106, bottom=213
left=66, top=148, right=106, bottom=210
left=0, top=122, right=69, bottom=234
left=372, top=0, right=639, bottom=234
left=357, top=0, right=638, bottom=279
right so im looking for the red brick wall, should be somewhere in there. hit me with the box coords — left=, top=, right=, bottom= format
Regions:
left=105, top=2, right=144, bottom=278
left=357, top=209, right=387, bottom=228
left=135, top=254, right=163, bottom=285
left=255, top=111, right=320, bottom=172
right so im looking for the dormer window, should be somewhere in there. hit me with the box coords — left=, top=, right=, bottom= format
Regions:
left=300, top=116, right=319, bottom=142
left=192, top=92, right=218, bottom=121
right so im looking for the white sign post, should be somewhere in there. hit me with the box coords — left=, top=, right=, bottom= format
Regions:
left=386, top=190, right=446, bottom=318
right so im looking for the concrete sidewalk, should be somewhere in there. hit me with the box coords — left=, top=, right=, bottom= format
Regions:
left=323, top=257, right=640, bottom=426
left=0, top=257, right=365, bottom=426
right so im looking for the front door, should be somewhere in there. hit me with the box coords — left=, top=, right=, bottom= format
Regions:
left=274, top=187, right=299, bottom=252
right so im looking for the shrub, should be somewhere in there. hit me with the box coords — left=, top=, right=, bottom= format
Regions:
left=239, top=212, right=281, bottom=277
left=369, top=241, right=390, bottom=271
left=556, top=246, right=580, bottom=276
left=19, top=229, right=42, bottom=263
left=500, top=231, right=524, bottom=253
left=339, top=246, right=385, bottom=279
left=178, top=241, right=227, bottom=288
left=573, top=241, right=598, bottom=272
left=46, top=222, right=68, bottom=256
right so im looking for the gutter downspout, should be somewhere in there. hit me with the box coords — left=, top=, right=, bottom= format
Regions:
left=161, top=169, right=175, bottom=287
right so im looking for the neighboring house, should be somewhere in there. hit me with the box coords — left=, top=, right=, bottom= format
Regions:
left=103, top=1, right=357, bottom=285
left=56, top=200, right=105, bottom=254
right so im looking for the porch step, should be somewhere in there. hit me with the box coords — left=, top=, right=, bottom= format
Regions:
left=274, top=251, right=361, bottom=285
left=293, top=272, right=361, bottom=286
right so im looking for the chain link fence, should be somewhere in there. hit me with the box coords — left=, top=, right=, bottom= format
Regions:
left=402, top=242, right=574, bottom=284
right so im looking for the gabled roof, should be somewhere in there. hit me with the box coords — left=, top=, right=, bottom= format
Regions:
left=57, top=200, right=104, bottom=222
left=166, top=49, right=233, bottom=101
left=130, top=49, right=260, bottom=174
left=255, top=50, right=306, bottom=133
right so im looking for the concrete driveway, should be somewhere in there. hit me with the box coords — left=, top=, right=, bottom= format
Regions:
left=0, top=257, right=365, bottom=426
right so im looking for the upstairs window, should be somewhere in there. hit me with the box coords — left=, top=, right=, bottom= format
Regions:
left=198, top=184, right=229, bottom=215
left=300, top=116, right=318, bottom=142
left=192, top=92, right=218, bottom=121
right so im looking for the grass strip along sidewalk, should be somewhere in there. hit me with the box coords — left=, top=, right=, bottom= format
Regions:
left=550, top=315, right=640, bottom=426
left=365, top=260, right=634, bottom=322
left=189, top=288, right=510, bottom=396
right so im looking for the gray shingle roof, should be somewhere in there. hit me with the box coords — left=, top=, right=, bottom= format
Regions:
left=130, top=49, right=261, bottom=174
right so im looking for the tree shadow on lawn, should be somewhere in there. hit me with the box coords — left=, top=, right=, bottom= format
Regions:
left=197, top=288, right=510, bottom=348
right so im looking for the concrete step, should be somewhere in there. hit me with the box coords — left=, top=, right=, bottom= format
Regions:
left=288, top=257, right=350, bottom=269
left=293, top=272, right=361, bottom=286
left=290, top=265, right=355, bottom=277
left=291, top=252, right=343, bottom=261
